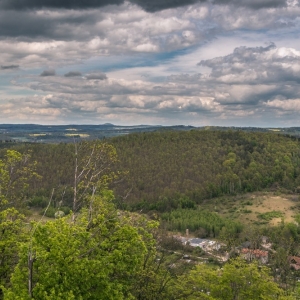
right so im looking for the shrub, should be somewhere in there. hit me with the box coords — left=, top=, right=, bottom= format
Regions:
left=40, top=206, right=56, bottom=218
left=60, top=206, right=71, bottom=215
left=28, top=196, right=49, bottom=208
left=257, top=211, right=283, bottom=221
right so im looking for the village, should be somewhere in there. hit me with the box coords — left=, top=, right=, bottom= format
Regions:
left=173, top=231, right=300, bottom=271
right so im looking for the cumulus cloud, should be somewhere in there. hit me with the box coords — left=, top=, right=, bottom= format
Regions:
left=0, top=0, right=300, bottom=126
left=6, top=39, right=300, bottom=127
left=265, top=98, right=300, bottom=112
left=14, top=43, right=300, bottom=108
left=199, top=43, right=300, bottom=86
left=0, top=2, right=299, bottom=69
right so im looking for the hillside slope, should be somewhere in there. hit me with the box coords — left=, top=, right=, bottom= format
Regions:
left=1, top=130, right=300, bottom=211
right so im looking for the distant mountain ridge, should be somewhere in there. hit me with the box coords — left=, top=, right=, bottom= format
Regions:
left=0, top=124, right=299, bottom=143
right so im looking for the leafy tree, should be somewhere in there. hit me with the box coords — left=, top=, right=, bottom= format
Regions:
left=172, top=258, right=289, bottom=300
left=72, top=141, right=119, bottom=214
left=126, top=214, right=175, bottom=300
left=0, top=208, right=26, bottom=298
left=3, top=191, right=149, bottom=300
left=0, top=150, right=39, bottom=209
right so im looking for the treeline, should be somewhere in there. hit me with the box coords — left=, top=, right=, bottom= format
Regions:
left=1, top=130, right=300, bottom=211
left=161, top=208, right=242, bottom=238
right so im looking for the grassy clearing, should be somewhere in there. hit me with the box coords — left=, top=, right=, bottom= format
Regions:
left=27, top=208, right=55, bottom=222
left=65, top=133, right=90, bottom=137
left=201, top=192, right=300, bottom=226
left=29, top=133, right=47, bottom=137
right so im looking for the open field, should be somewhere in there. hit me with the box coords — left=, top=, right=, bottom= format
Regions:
left=202, top=192, right=300, bottom=226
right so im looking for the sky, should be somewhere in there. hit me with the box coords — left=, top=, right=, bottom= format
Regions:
left=0, top=0, right=300, bottom=127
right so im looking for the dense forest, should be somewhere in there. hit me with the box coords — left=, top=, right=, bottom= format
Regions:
left=2, top=130, right=299, bottom=211
left=1, top=130, right=300, bottom=299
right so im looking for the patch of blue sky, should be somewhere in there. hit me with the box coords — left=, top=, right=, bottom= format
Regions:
left=57, top=48, right=191, bottom=74
left=0, top=74, right=11, bottom=88
left=0, top=72, right=39, bottom=97
left=228, top=27, right=300, bottom=52
left=0, top=74, right=18, bottom=95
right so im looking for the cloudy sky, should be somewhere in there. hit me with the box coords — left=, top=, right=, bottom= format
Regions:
left=0, top=0, right=300, bottom=126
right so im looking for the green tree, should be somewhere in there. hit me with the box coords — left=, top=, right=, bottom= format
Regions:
left=0, top=208, right=26, bottom=298
left=72, top=141, right=118, bottom=215
left=0, top=150, right=39, bottom=209
left=172, top=258, right=289, bottom=300
left=3, top=191, right=149, bottom=300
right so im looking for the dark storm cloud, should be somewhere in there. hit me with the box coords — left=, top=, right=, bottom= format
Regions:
left=213, top=0, right=287, bottom=10
left=40, top=69, right=56, bottom=76
left=0, top=0, right=289, bottom=12
left=132, top=0, right=288, bottom=12
left=1, top=65, right=19, bottom=69
left=64, top=71, right=82, bottom=77
left=0, top=10, right=99, bottom=40
left=0, top=0, right=123, bottom=10
left=130, top=0, right=199, bottom=12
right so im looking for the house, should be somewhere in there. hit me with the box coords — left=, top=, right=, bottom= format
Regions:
left=241, top=248, right=268, bottom=264
left=289, top=256, right=300, bottom=270
left=189, top=238, right=205, bottom=248
left=173, top=236, right=222, bottom=251
left=188, top=238, right=221, bottom=251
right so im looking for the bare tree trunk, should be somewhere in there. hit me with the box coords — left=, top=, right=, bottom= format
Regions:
left=73, top=141, right=78, bottom=220
left=28, top=252, right=35, bottom=298
left=27, top=189, right=54, bottom=297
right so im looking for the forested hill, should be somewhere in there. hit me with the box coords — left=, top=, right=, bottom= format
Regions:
left=2, top=130, right=300, bottom=211
left=111, top=130, right=300, bottom=210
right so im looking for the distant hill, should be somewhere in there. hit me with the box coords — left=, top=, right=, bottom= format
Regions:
left=2, top=129, right=299, bottom=212
left=111, top=130, right=300, bottom=210
left=1, top=124, right=300, bottom=143
left=0, top=123, right=194, bottom=143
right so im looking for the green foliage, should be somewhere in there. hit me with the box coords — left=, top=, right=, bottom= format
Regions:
left=258, top=211, right=283, bottom=221
left=1, top=137, right=300, bottom=298
left=40, top=206, right=57, bottom=218
left=161, top=209, right=242, bottom=238
left=28, top=196, right=49, bottom=208
left=0, top=150, right=40, bottom=209
left=2, top=130, right=300, bottom=213
left=241, top=209, right=252, bottom=213
left=3, top=192, right=150, bottom=300
left=73, top=141, right=119, bottom=210
left=172, top=258, right=288, bottom=300
left=0, top=208, right=26, bottom=294
left=111, top=130, right=300, bottom=209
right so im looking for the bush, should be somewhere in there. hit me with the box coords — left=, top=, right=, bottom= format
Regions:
left=257, top=211, right=283, bottom=221
left=28, top=196, right=49, bottom=208
left=40, top=206, right=56, bottom=218
left=60, top=206, right=71, bottom=215
left=207, top=256, right=221, bottom=266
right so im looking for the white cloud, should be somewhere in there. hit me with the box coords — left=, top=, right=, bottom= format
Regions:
left=0, top=1, right=300, bottom=126
left=265, top=98, right=300, bottom=111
